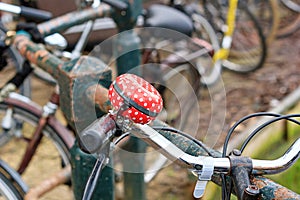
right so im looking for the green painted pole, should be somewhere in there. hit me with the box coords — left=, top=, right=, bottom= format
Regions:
left=70, top=141, right=114, bottom=200
left=70, top=0, right=145, bottom=198
left=112, top=0, right=146, bottom=199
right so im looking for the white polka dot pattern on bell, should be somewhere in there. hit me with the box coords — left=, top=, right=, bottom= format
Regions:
left=108, top=74, right=163, bottom=124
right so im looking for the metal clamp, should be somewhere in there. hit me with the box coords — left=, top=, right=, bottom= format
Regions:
left=193, top=157, right=214, bottom=198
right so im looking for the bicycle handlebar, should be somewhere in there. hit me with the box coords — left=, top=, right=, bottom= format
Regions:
left=80, top=106, right=300, bottom=199
left=78, top=67, right=300, bottom=198
left=3, top=3, right=300, bottom=198
left=252, top=138, right=300, bottom=174
left=37, top=4, right=112, bottom=36
left=0, top=2, right=52, bottom=22
left=131, top=122, right=231, bottom=172
left=129, top=121, right=300, bottom=175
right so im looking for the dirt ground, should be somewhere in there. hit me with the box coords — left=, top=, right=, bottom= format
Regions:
left=0, top=21, right=299, bottom=200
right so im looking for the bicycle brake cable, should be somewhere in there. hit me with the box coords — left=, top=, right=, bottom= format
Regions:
left=223, top=114, right=300, bottom=199
left=223, top=112, right=300, bottom=157
left=240, top=113, right=300, bottom=153
left=82, top=154, right=106, bottom=200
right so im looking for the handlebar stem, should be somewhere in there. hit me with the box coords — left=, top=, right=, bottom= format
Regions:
left=229, top=156, right=259, bottom=200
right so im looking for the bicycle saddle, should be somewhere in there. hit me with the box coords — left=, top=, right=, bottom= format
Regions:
left=144, top=4, right=194, bottom=37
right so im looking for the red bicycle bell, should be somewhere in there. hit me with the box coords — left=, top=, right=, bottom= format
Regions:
left=108, top=74, right=163, bottom=124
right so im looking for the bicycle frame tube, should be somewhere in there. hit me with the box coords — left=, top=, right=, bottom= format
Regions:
left=37, top=4, right=112, bottom=37
left=212, top=0, right=238, bottom=62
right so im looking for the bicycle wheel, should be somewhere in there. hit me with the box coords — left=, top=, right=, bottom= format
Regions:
left=0, top=158, right=27, bottom=200
left=277, top=0, right=300, bottom=38
left=160, top=63, right=201, bottom=131
left=0, top=173, right=23, bottom=200
left=191, top=12, right=222, bottom=85
left=139, top=39, right=202, bottom=131
left=203, top=0, right=267, bottom=73
left=223, top=2, right=267, bottom=72
left=246, top=0, right=280, bottom=45
left=281, top=0, right=300, bottom=13
left=0, top=94, right=74, bottom=199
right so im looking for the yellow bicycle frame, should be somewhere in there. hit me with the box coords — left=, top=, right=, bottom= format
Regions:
left=213, top=0, right=238, bottom=62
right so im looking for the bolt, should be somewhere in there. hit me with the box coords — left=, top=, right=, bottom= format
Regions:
left=232, top=149, right=242, bottom=156
left=245, top=185, right=260, bottom=196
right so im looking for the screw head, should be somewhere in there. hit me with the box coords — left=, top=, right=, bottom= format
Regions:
left=232, top=149, right=242, bottom=156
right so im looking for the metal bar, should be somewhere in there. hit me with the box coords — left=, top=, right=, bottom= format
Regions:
left=0, top=2, right=21, bottom=14
left=13, top=35, right=63, bottom=79
left=71, top=20, right=95, bottom=59
left=131, top=123, right=231, bottom=173
left=252, top=138, right=300, bottom=174
left=37, top=5, right=112, bottom=37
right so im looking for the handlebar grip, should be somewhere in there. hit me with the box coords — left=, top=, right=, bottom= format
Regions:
left=20, top=6, right=52, bottom=22
left=80, top=115, right=116, bottom=153
left=102, top=0, right=128, bottom=11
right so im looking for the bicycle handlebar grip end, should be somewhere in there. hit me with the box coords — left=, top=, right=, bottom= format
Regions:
left=108, top=74, right=163, bottom=124
left=20, top=6, right=52, bottom=22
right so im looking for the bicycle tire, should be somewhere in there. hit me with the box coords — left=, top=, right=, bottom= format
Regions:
left=281, top=0, right=300, bottom=12
left=246, top=0, right=280, bottom=45
left=0, top=158, right=28, bottom=200
left=277, top=0, right=300, bottom=38
left=191, top=13, right=222, bottom=86
left=0, top=172, right=23, bottom=200
left=202, top=0, right=267, bottom=73
left=160, top=63, right=200, bottom=130
left=0, top=94, right=74, bottom=199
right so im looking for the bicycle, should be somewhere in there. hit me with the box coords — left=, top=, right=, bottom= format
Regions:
left=2, top=0, right=265, bottom=87
left=165, top=0, right=268, bottom=85
left=201, top=0, right=267, bottom=74
left=0, top=0, right=210, bottom=199
left=1, top=1, right=300, bottom=198
left=18, top=71, right=300, bottom=200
